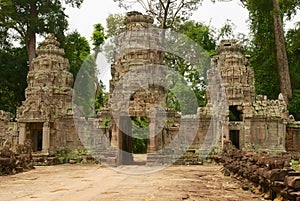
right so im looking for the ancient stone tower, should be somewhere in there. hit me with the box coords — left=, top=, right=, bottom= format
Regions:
left=109, top=11, right=168, bottom=165
left=206, top=39, right=287, bottom=152
left=17, top=34, right=80, bottom=154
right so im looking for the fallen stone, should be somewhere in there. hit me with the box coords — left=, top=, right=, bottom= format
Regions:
left=285, top=176, right=300, bottom=189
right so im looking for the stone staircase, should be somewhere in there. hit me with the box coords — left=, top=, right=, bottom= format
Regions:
left=32, top=153, right=60, bottom=166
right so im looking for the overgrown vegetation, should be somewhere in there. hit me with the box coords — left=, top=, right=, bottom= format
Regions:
left=131, top=117, right=148, bottom=154
left=290, top=160, right=300, bottom=172
left=55, top=148, right=94, bottom=164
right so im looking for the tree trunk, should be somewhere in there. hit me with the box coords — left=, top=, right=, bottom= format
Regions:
left=26, top=1, right=38, bottom=70
left=26, top=32, right=36, bottom=70
left=272, top=0, right=292, bottom=103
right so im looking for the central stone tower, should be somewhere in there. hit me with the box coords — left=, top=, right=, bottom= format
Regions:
left=109, top=11, right=168, bottom=165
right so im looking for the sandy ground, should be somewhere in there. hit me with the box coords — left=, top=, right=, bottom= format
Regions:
left=0, top=163, right=265, bottom=201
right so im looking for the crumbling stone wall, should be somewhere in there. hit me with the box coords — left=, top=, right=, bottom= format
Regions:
left=0, top=110, right=18, bottom=149
left=221, top=141, right=300, bottom=201
left=16, top=34, right=82, bottom=155
left=0, top=142, right=33, bottom=175
left=286, top=122, right=300, bottom=156
left=200, top=40, right=288, bottom=153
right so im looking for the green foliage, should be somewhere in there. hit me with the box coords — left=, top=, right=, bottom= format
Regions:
left=0, top=47, right=28, bottom=115
left=95, top=82, right=109, bottom=112
left=286, top=23, right=300, bottom=90
left=62, top=31, right=91, bottom=79
left=166, top=20, right=216, bottom=111
left=286, top=24, right=300, bottom=118
left=113, top=0, right=204, bottom=28
left=176, top=20, right=217, bottom=56
left=105, top=13, right=125, bottom=38
left=102, top=117, right=111, bottom=127
left=0, top=0, right=69, bottom=44
left=131, top=117, right=148, bottom=154
left=91, top=23, right=106, bottom=56
left=167, top=79, right=199, bottom=115
left=217, top=19, right=236, bottom=41
left=0, top=0, right=83, bottom=67
left=290, top=159, right=300, bottom=172
left=63, top=0, right=84, bottom=8
left=55, top=147, right=92, bottom=164
left=242, top=0, right=281, bottom=99
left=280, top=0, right=300, bottom=19
left=73, top=55, right=98, bottom=117
left=288, top=90, right=300, bottom=120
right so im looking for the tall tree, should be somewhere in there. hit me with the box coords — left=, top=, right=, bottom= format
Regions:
left=62, top=31, right=91, bottom=79
left=286, top=22, right=300, bottom=119
left=91, top=23, right=108, bottom=110
left=272, top=0, right=292, bottom=102
left=105, top=13, right=125, bottom=38
left=91, top=23, right=106, bottom=58
left=0, top=47, right=28, bottom=115
left=241, top=0, right=299, bottom=102
left=113, top=0, right=229, bottom=29
left=0, top=0, right=83, bottom=69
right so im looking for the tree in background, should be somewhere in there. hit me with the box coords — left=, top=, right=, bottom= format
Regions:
left=241, top=0, right=300, bottom=102
left=104, top=10, right=236, bottom=112
left=113, top=0, right=232, bottom=29
left=113, top=0, right=202, bottom=29
left=0, top=47, right=28, bottom=116
left=286, top=22, right=300, bottom=119
left=106, top=13, right=125, bottom=38
left=167, top=20, right=217, bottom=109
left=272, top=0, right=292, bottom=102
left=91, top=23, right=106, bottom=59
left=0, top=0, right=83, bottom=69
left=91, top=23, right=108, bottom=110
left=62, top=31, right=91, bottom=79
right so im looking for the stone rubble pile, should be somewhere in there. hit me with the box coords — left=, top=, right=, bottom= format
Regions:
left=0, top=142, right=33, bottom=175
left=221, top=140, right=300, bottom=200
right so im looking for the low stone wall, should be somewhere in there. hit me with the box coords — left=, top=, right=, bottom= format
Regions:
left=0, top=142, right=33, bottom=175
left=221, top=141, right=300, bottom=200
left=287, top=122, right=300, bottom=155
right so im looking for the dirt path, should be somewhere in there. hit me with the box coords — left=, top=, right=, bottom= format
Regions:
left=0, top=164, right=264, bottom=201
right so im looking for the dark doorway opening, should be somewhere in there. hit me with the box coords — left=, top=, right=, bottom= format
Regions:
left=229, top=130, right=240, bottom=149
left=120, top=117, right=133, bottom=165
left=229, top=106, right=243, bottom=121
left=119, top=116, right=150, bottom=165
left=30, top=123, right=43, bottom=152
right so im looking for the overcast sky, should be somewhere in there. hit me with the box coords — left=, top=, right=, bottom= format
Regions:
left=65, top=0, right=250, bottom=41
left=63, top=0, right=299, bottom=90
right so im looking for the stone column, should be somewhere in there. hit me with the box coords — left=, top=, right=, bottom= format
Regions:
left=148, top=112, right=157, bottom=153
left=111, top=118, right=119, bottom=148
left=42, top=122, right=50, bottom=154
left=18, top=123, right=26, bottom=145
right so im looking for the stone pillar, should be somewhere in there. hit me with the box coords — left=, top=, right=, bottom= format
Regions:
left=148, top=111, right=157, bottom=153
left=42, top=122, right=50, bottom=154
left=222, top=121, right=229, bottom=149
left=111, top=118, right=119, bottom=148
left=243, top=119, right=252, bottom=151
left=18, top=123, right=26, bottom=145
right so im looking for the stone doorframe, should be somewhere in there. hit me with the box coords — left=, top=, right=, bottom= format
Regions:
left=18, top=121, right=50, bottom=154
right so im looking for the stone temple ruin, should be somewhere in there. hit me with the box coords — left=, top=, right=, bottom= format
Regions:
left=16, top=34, right=81, bottom=155
left=0, top=11, right=299, bottom=165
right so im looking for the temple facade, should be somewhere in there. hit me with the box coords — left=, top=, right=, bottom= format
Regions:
left=16, top=34, right=81, bottom=155
left=0, top=12, right=299, bottom=165
left=206, top=40, right=288, bottom=152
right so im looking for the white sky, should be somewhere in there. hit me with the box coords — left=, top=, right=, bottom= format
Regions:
left=63, top=0, right=299, bottom=90
left=65, top=0, right=250, bottom=41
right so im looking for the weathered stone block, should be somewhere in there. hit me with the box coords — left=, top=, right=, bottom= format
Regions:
left=285, top=176, right=300, bottom=189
